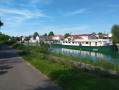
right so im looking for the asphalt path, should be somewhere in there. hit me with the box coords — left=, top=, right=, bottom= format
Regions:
left=0, top=43, right=62, bottom=90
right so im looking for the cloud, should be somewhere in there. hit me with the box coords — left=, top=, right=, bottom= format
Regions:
left=0, top=8, right=49, bottom=25
left=65, top=9, right=87, bottom=16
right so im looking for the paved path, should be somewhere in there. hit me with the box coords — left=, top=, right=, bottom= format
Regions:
left=0, top=43, right=62, bottom=90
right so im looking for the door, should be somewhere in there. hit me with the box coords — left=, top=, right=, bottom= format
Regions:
left=89, top=42, right=91, bottom=46
left=95, top=42, right=97, bottom=46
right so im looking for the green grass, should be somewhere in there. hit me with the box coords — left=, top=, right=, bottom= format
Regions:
left=19, top=52, right=119, bottom=90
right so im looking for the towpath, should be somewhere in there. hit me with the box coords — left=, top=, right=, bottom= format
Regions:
left=0, top=43, right=61, bottom=90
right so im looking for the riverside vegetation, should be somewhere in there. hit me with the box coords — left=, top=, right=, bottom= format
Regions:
left=4, top=40, right=119, bottom=90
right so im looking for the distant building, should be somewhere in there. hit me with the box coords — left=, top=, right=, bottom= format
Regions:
left=65, top=34, right=96, bottom=41
left=95, top=34, right=108, bottom=39
left=35, top=36, right=52, bottom=42
left=29, top=36, right=36, bottom=43
left=52, top=35, right=64, bottom=41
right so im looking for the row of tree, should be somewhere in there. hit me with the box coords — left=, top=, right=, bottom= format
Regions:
left=33, top=31, right=54, bottom=37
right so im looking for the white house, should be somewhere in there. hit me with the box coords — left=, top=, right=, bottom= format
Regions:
left=36, top=36, right=52, bottom=42
left=65, top=35, right=81, bottom=41
left=52, top=35, right=64, bottom=41
left=65, top=34, right=96, bottom=41
left=108, top=33, right=112, bottom=38
left=29, top=36, right=36, bottom=43
left=78, top=34, right=96, bottom=40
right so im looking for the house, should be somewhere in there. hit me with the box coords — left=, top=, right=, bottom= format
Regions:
left=21, top=37, right=25, bottom=41
left=78, top=34, right=96, bottom=40
left=65, top=34, right=96, bottom=41
left=108, top=33, right=112, bottom=38
left=52, top=35, right=64, bottom=41
left=65, top=35, right=81, bottom=41
left=95, top=34, right=108, bottom=39
left=29, top=36, right=36, bottom=43
left=21, top=36, right=30, bottom=41
left=36, top=36, right=52, bottom=42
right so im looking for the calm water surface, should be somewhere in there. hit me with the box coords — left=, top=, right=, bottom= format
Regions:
left=51, top=47, right=119, bottom=65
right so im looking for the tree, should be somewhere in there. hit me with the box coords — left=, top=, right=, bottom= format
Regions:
left=48, top=31, right=54, bottom=36
left=111, top=24, right=119, bottom=43
left=64, top=33, right=70, bottom=38
left=33, top=32, right=39, bottom=36
left=98, top=32, right=102, bottom=34
left=43, top=33, right=47, bottom=36
left=92, top=32, right=96, bottom=35
left=0, top=20, right=3, bottom=28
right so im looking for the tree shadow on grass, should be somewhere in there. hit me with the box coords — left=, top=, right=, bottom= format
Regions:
left=49, top=69, right=119, bottom=90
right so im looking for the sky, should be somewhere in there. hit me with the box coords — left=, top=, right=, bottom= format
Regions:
left=0, top=0, right=119, bottom=36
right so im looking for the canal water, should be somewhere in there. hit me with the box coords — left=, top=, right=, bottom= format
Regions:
left=51, top=47, right=119, bottom=65
left=22, top=43, right=119, bottom=65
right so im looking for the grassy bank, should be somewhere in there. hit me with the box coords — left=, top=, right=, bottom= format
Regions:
left=19, top=52, right=119, bottom=90
left=51, top=52, right=119, bottom=72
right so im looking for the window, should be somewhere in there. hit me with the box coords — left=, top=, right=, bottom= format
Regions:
left=72, top=42, right=74, bottom=43
left=86, top=42, right=88, bottom=44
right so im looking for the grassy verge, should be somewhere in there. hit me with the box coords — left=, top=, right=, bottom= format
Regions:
left=19, top=52, right=119, bottom=90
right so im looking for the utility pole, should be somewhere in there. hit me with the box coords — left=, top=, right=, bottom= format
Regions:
left=79, top=42, right=82, bottom=65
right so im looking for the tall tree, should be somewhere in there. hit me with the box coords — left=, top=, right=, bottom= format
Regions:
left=33, top=32, right=39, bottom=36
left=48, top=31, right=54, bottom=36
left=111, top=24, right=119, bottom=43
left=64, top=33, right=70, bottom=38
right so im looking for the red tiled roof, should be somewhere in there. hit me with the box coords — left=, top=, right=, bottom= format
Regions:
left=79, top=34, right=93, bottom=36
left=39, top=36, right=51, bottom=38
left=52, top=35, right=64, bottom=37
left=69, top=34, right=94, bottom=37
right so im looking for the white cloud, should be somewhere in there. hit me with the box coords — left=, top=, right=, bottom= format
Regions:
left=65, top=9, right=87, bottom=16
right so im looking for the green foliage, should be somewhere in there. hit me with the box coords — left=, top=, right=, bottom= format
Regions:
left=48, top=31, right=54, bottom=36
left=64, top=33, right=70, bottom=38
left=98, top=32, right=102, bottom=34
left=111, top=25, right=119, bottom=43
left=33, top=32, right=39, bottom=36
left=39, top=41, right=50, bottom=54
left=43, top=33, right=47, bottom=36
left=0, top=33, right=10, bottom=42
left=24, top=38, right=28, bottom=41
left=111, top=36, right=119, bottom=43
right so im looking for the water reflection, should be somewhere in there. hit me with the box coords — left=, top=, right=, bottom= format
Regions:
left=51, top=47, right=119, bottom=65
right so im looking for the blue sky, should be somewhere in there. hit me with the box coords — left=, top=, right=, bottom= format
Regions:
left=0, top=0, right=119, bottom=36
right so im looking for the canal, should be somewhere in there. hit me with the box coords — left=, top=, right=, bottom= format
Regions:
left=22, top=43, right=119, bottom=65
left=51, top=47, right=119, bottom=65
